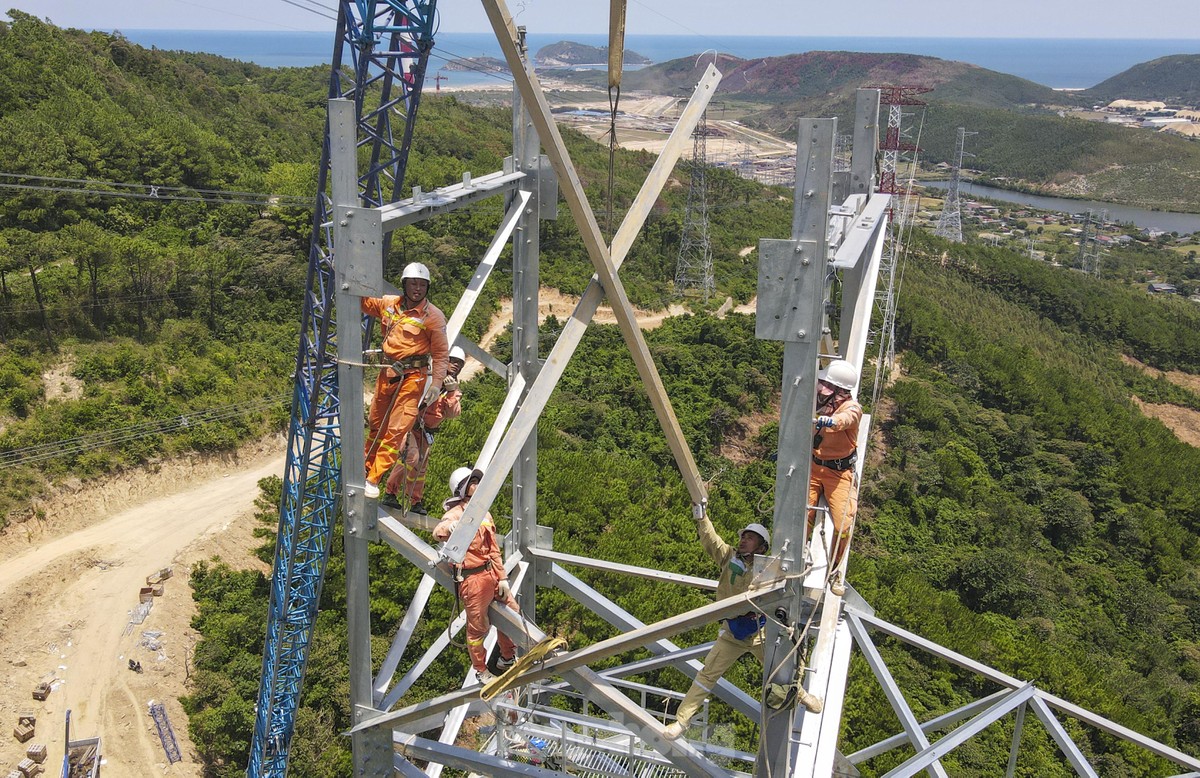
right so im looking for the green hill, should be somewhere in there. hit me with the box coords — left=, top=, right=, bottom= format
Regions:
left=5, top=15, right=1200, bottom=776
left=1085, top=54, right=1200, bottom=104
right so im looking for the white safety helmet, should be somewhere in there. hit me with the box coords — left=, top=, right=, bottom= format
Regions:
left=818, top=359, right=858, bottom=392
left=740, top=523, right=771, bottom=551
left=400, top=262, right=431, bottom=284
left=449, top=466, right=482, bottom=500
left=448, top=345, right=466, bottom=364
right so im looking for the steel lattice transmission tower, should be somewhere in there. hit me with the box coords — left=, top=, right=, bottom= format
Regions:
left=869, top=85, right=929, bottom=406
left=935, top=126, right=974, bottom=242
left=1078, top=209, right=1103, bottom=276
left=674, top=110, right=714, bottom=299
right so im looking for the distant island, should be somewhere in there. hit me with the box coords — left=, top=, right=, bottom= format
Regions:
left=441, top=55, right=508, bottom=73
left=535, top=40, right=651, bottom=67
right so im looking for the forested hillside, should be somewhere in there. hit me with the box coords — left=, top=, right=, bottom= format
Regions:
left=0, top=14, right=788, bottom=523
left=1086, top=54, right=1200, bottom=104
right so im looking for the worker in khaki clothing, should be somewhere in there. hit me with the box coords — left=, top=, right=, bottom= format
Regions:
left=361, top=262, right=449, bottom=499
left=433, top=467, right=519, bottom=684
left=382, top=346, right=465, bottom=514
left=808, top=359, right=862, bottom=596
left=664, top=508, right=774, bottom=740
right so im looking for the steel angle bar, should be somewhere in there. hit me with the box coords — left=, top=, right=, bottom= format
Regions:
left=1035, top=690, right=1200, bottom=771
left=477, top=373, right=526, bottom=473
left=444, top=189, right=531, bottom=348
left=1028, top=696, right=1099, bottom=778
left=394, top=730, right=573, bottom=777
left=373, top=573, right=436, bottom=702
left=847, top=607, right=1025, bottom=688
left=532, top=547, right=716, bottom=589
left=1006, top=702, right=1027, bottom=777
left=846, top=614, right=950, bottom=778
left=393, top=753, right=427, bottom=778
left=351, top=580, right=788, bottom=734
left=851, top=608, right=1200, bottom=773
left=830, top=193, right=890, bottom=270
left=374, top=170, right=525, bottom=230
left=458, top=338, right=507, bottom=378
left=439, top=45, right=723, bottom=566
left=550, top=563, right=759, bottom=720
left=539, top=643, right=715, bottom=692
left=879, top=684, right=1036, bottom=778
left=849, top=689, right=1012, bottom=763
left=380, top=608, right=467, bottom=710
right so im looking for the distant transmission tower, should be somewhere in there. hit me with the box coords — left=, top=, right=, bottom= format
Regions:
left=674, top=110, right=714, bottom=299
left=1077, top=209, right=1102, bottom=276
left=834, top=132, right=854, bottom=172
left=934, top=126, right=975, bottom=243
left=870, top=85, right=930, bottom=406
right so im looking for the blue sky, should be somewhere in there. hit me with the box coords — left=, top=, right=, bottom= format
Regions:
left=23, top=0, right=1200, bottom=38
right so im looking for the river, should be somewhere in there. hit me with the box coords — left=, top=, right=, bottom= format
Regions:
left=922, top=181, right=1200, bottom=235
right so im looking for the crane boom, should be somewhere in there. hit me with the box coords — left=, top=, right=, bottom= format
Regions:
left=247, top=3, right=437, bottom=775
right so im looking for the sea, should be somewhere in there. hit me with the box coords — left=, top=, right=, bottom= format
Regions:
left=114, top=30, right=1200, bottom=91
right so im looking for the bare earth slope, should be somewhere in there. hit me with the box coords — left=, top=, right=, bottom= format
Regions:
left=0, top=439, right=283, bottom=776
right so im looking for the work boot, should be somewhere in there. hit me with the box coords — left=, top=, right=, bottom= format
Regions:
left=829, top=571, right=846, bottom=597
left=496, top=654, right=515, bottom=673
left=477, top=670, right=496, bottom=685
left=663, top=721, right=684, bottom=740
left=364, top=480, right=380, bottom=499
left=798, top=688, right=824, bottom=713
left=409, top=501, right=427, bottom=515
left=380, top=492, right=402, bottom=509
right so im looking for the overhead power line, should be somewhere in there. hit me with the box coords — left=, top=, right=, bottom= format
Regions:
left=0, top=394, right=289, bottom=470
left=0, top=172, right=311, bottom=208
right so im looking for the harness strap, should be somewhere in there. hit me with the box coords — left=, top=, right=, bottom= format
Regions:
left=813, top=451, right=858, bottom=472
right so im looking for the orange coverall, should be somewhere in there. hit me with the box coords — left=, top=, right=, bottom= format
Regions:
left=361, top=295, right=448, bottom=485
left=384, top=385, right=462, bottom=502
left=808, top=395, right=863, bottom=553
left=433, top=501, right=519, bottom=674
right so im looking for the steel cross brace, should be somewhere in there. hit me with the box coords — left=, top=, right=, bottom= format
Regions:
left=847, top=606, right=1200, bottom=774
left=372, top=515, right=784, bottom=775
left=440, top=8, right=723, bottom=566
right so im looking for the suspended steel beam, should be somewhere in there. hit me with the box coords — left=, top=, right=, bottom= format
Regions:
left=440, top=8, right=723, bottom=566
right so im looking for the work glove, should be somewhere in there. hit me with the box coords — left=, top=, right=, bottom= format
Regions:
left=497, top=579, right=512, bottom=600
left=692, top=499, right=708, bottom=522
left=442, top=375, right=459, bottom=392
left=815, top=415, right=835, bottom=430
left=420, top=380, right=442, bottom=406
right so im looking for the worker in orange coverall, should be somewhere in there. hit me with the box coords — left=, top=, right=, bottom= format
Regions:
left=808, top=359, right=862, bottom=597
left=433, top=466, right=520, bottom=684
left=361, top=262, right=448, bottom=499
left=382, top=345, right=466, bottom=514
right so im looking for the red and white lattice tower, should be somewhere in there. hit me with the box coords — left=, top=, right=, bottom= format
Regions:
left=870, top=85, right=929, bottom=404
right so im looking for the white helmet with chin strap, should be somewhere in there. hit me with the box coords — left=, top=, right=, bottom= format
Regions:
left=401, top=262, right=431, bottom=284
left=740, top=523, right=771, bottom=551
left=448, top=345, right=466, bottom=364
left=818, top=359, right=858, bottom=392
left=448, top=466, right=482, bottom=500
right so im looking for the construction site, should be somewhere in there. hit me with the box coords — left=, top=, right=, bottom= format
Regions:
left=238, top=1, right=1200, bottom=777
left=2, top=1, right=1200, bottom=777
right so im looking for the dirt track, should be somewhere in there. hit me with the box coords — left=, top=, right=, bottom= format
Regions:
left=0, top=441, right=284, bottom=776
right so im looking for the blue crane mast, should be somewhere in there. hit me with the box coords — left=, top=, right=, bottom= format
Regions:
left=247, top=2, right=437, bottom=775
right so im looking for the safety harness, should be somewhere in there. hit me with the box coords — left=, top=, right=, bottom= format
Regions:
left=813, top=451, right=858, bottom=472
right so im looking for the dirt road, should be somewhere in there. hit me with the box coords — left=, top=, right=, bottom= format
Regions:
left=0, top=440, right=284, bottom=776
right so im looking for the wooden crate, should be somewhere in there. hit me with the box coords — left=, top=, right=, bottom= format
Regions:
left=150, top=584, right=164, bottom=597
left=17, top=712, right=35, bottom=728
left=30, top=683, right=50, bottom=701
left=13, top=722, right=34, bottom=743
left=8, top=769, right=23, bottom=778
left=17, top=757, right=42, bottom=777
left=26, top=743, right=46, bottom=763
